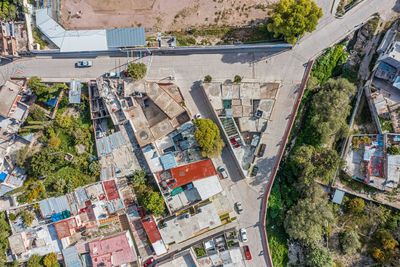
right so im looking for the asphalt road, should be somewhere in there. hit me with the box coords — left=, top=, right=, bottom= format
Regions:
left=0, top=0, right=398, bottom=266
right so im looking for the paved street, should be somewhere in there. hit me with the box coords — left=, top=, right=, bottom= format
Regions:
left=0, top=0, right=398, bottom=266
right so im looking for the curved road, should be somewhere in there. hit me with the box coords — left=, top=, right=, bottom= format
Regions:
left=0, top=1, right=397, bottom=266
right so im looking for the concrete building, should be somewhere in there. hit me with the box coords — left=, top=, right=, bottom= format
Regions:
left=88, top=231, right=137, bottom=267
left=0, top=21, right=17, bottom=56
left=202, top=81, right=279, bottom=177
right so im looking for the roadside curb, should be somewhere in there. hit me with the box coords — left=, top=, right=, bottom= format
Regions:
left=260, top=59, right=314, bottom=267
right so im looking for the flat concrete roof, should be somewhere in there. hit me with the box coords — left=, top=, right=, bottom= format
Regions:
left=159, top=202, right=222, bottom=244
left=0, top=80, right=20, bottom=118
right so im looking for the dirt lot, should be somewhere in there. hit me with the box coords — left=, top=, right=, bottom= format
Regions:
left=60, top=0, right=276, bottom=33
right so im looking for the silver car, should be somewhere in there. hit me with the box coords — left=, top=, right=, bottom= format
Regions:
left=240, top=228, right=248, bottom=242
left=75, top=60, right=93, bottom=68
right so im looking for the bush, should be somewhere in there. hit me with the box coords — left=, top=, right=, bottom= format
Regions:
left=312, top=45, right=349, bottom=84
left=43, top=252, right=59, bottom=267
left=204, top=75, right=212, bottom=83
left=19, top=210, right=34, bottom=227
left=347, top=198, right=365, bottom=213
left=340, top=230, right=361, bottom=254
left=387, top=145, right=400, bottom=155
left=127, top=62, right=147, bottom=80
left=27, top=254, right=42, bottom=267
left=193, top=118, right=224, bottom=157
left=233, top=75, right=242, bottom=83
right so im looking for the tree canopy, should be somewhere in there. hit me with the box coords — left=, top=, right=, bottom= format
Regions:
left=27, top=254, right=42, bottom=267
left=305, top=245, right=334, bottom=267
left=303, top=78, right=356, bottom=146
left=267, top=0, right=323, bottom=44
left=340, top=230, right=361, bottom=254
left=140, top=191, right=165, bottom=216
left=194, top=118, right=224, bottom=158
left=43, top=252, right=59, bottom=267
left=127, top=62, right=147, bottom=80
left=284, top=186, right=335, bottom=245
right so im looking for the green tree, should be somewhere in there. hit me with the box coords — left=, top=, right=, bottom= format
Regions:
left=0, top=212, right=11, bottom=265
left=131, top=170, right=147, bottom=185
left=19, top=210, right=34, bottom=227
left=233, top=75, right=242, bottom=83
left=303, top=78, right=356, bottom=146
left=306, top=245, right=334, bottom=267
left=127, top=62, right=147, bottom=80
left=27, top=254, right=42, bottom=267
left=284, top=186, right=335, bottom=245
left=312, top=45, right=349, bottom=84
left=48, top=136, right=61, bottom=149
left=194, top=118, right=225, bottom=157
left=267, top=0, right=323, bottom=44
left=346, top=198, right=365, bottom=214
left=141, top=191, right=165, bottom=216
left=43, top=252, right=59, bottom=267
left=204, top=75, right=212, bottom=83
left=340, top=230, right=361, bottom=254
left=387, top=145, right=400, bottom=155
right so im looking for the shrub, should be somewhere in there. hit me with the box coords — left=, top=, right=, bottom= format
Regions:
left=233, top=75, right=242, bottom=83
left=204, top=75, right=212, bottom=83
left=347, top=198, right=365, bottom=213
left=127, top=62, right=147, bottom=80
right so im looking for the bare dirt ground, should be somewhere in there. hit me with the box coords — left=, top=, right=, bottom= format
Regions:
left=60, top=0, right=277, bottom=33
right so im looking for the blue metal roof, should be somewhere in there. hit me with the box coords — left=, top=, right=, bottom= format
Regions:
left=160, top=153, right=177, bottom=170
left=394, top=76, right=400, bottom=89
left=332, top=189, right=345, bottom=205
left=62, top=246, right=83, bottom=267
left=0, top=172, right=7, bottom=182
left=39, top=196, right=70, bottom=218
left=106, top=27, right=145, bottom=48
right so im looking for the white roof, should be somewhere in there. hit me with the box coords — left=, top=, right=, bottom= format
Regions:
left=386, top=155, right=400, bottom=188
left=332, top=189, right=345, bottom=204
left=193, top=175, right=222, bottom=200
left=152, top=240, right=168, bottom=256
left=35, top=8, right=108, bottom=52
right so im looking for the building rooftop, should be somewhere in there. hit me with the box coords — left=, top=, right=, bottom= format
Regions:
left=39, top=195, right=71, bottom=219
left=159, top=202, right=222, bottom=244
left=0, top=80, right=21, bottom=118
left=62, top=246, right=83, bottom=267
left=168, top=159, right=217, bottom=189
left=89, top=231, right=136, bottom=267
left=103, top=180, right=120, bottom=201
left=141, top=216, right=168, bottom=256
left=69, top=80, right=82, bottom=104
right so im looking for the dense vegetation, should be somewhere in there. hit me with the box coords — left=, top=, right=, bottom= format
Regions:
left=127, top=62, right=147, bottom=80
left=0, top=212, right=11, bottom=266
left=267, top=0, right=323, bottom=44
left=16, top=83, right=98, bottom=203
left=0, top=0, right=23, bottom=21
left=193, top=118, right=224, bottom=158
left=27, top=253, right=59, bottom=267
left=267, top=42, right=400, bottom=266
left=129, top=170, right=166, bottom=216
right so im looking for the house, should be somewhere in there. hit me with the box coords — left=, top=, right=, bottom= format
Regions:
left=0, top=21, right=17, bottom=56
left=88, top=231, right=137, bottom=267
left=141, top=216, right=168, bottom=256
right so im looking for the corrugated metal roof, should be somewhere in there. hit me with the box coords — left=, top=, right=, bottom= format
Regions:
left=0, top=184, right=13, bottom=197
left=332, top=189, right=345, bottom=205
left=106, top=27, right=145, bottom=48
left=160, top=153, right=177, bottom=170
left=96, top=131, right=126, bottom=156
left=69, top=80, right=82, bottom=104
left=63, top=246, right=83, bottom=267
left=39, top=196, right=71, bottom=218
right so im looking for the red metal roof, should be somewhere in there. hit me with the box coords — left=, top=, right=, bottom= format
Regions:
left=103, top=180, right=120, bottom=200
left=54, top=218, right=77, bottom=239
left=141, top=216, right=162, bottom=243
left=169, top=159, right=217, bottom=188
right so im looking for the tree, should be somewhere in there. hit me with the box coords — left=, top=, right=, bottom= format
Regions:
left=0, top=212, right=11, bottom=265
left=204, top=75, right=212, bottom=83
left=141, top=191, right=165, bottom=216
left=194, top=118, right=224, bottom=157
left=305, top=245, right=334, bottom=267
left=48, top=136, right=61, bottom=149
left=303, top=78, right=356, bottom=146
left=346, top=198, right=365, bottom=214
left=233, top=75, right=242, bottom=83
left=131, top=170, right=147, bottom=185
left=340, top=230, right=361, bottom=254
left=284, top=186, right=335, bottom=245
left=19, top=210, right=34, bottom=227
left=267, top=0, right=323, bottom=44
left=43, top=252, right=59, bottom=267
left=127, top=62, right=147, bottom=80
left=387, top=145, right=400, bottom=155
left=27, top=254, right=42, bottom=267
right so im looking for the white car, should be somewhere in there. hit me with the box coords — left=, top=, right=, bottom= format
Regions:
left=217, top=166, right=228, bottom=179
left=75, top=60, right=92, bottom=68
left=240, top=228, right=248, bottom=242
left=194, top=113, right=202, bottom=119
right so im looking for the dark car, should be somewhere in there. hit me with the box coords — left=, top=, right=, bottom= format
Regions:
left=257, top=143, right=266, bottom=157
left=243, top=245, right=252, bottom=260
left=250, top=166, right=259, bottom=177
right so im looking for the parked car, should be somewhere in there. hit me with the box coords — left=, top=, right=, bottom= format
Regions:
left=143, top=257, right=155, bottom=267
left=235, top=202, right=243, bottom=214
left=250, top=165, right=259, bottom=177
left=104, top=71, right=120, bottom=78
left=243, top=245, right=252, bottom=260
left=257, top=143, right=266, bottom=157
left=217, top=166, right=228, bottom=179
left=194, top=113, right=202, bottom=119
left=75, top=60, right=92, bottom=68
left=240, top=228, right=248, bottom=242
